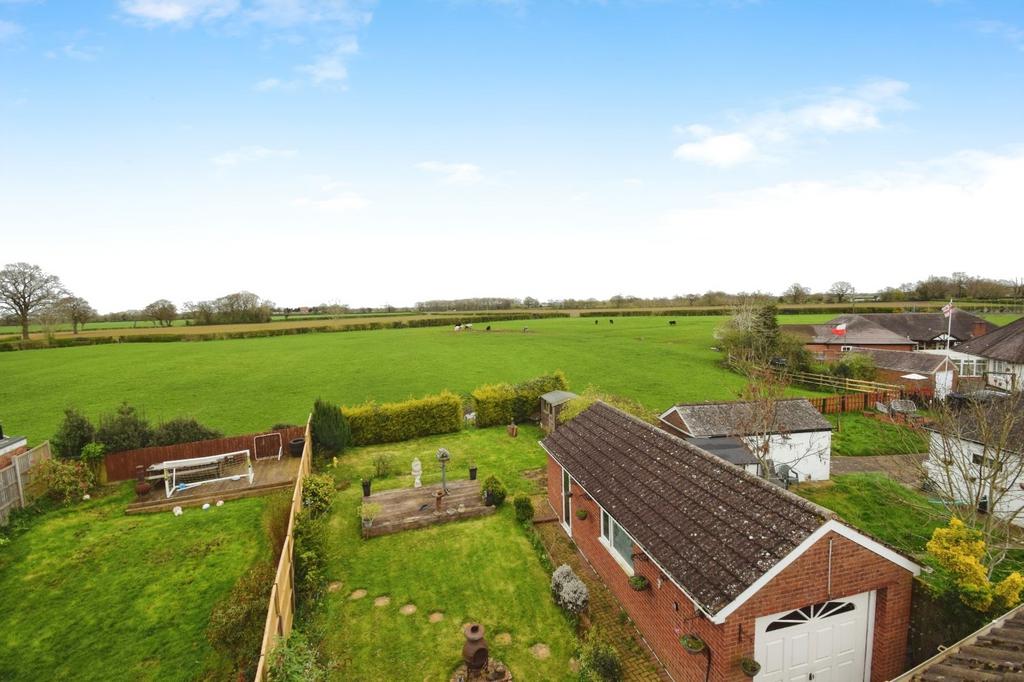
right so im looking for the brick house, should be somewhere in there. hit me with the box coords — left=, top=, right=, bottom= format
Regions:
left=849, top=348, right=958, bottom=399
left=0, top=425, right=28, bottom=469
left=541, top=402, right=920, bottom=682
left=781, top=319, right=915, bottom=360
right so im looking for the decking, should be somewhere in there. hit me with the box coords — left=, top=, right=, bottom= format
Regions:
left=126, top=456, right=302, bottom=514
left=362, top=479, right=494, bottom=538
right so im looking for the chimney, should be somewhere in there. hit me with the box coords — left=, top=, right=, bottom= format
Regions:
left=972, top=321, right=989, bottom=339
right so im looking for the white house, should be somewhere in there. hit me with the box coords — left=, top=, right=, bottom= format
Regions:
left=941, top=316, right=1024, bottom=392
left=659, top=398, right=833, bottom=481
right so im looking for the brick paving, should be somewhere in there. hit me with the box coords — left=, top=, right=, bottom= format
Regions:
left=533, top=497, right=671, bottom=682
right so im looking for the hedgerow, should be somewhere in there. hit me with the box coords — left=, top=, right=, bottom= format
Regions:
left=472, top=372, right=568, bottom=427
left=343, top=391, right=462, bottom=446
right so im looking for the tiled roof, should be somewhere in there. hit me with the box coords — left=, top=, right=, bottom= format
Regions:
left=781, top=321, right=912, bottom=346
left=669, top=399, right=832, bottom=438
left=896, top=603, right=1024, bottom=681
left=540, top=390, right=578, bottom=405
left=850, top=348, right=953, bottom=375
left=686, top=437, right=759, bottom=466
left=955, top=316, right=1024, bottom=364
left=541, top=402, right=831, bottom=615
left=856, top=311, right=997, bottom=344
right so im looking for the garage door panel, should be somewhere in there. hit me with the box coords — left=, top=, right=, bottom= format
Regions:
left=764, top=640, right=785, bottom=674
left=790, top=632, right=810, bottom=667
left=814, top=627, right=833, bottom=661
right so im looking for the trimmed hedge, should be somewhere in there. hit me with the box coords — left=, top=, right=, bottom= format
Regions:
left=472, top=372, right=568, bottom=427
left=343, top=391, right=463, bottom=445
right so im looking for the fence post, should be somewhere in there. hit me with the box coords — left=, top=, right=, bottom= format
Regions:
left=13, top=454, right=25, bottom=508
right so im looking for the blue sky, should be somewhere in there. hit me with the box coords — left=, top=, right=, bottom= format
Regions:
left=2, top=1, right=1023, bottom=311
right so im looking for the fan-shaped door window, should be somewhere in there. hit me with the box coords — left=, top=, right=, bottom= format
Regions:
left=765, top=599, right=856, bottom=632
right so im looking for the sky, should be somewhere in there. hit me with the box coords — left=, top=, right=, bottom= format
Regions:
left=1, top=0, right=1023, bottom=312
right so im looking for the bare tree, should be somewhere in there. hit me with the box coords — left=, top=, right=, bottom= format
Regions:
left=59, top=296, right=96, bottom=334
left=925, top=392, right=1024, bottom=573
left=0, top=262, right=67, bottom=340
left=828, top=281, right=855, bottom=303
left=783, top=283, right=810, bottom=304
left=143, top=299, right=177, bottom=327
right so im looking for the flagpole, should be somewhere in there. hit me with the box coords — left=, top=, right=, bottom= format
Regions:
left=945, top=298, right=953, bottom=360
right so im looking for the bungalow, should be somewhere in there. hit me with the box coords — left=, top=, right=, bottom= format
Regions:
left=944, top=316, right=1024, bottom=392
left=658, top=399, right=832, bottom=481
left=851, top=311, right=996, bottom=350
left=542, top=402, right=920, bottom=682
left=849, top=348, right=958, bottom=399
left=0, top=424, right=27, bottom=469
left=781, top=319, right=915, bottom=360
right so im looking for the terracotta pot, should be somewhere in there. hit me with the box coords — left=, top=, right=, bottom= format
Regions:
left=134, top=481, right=152, bottom=497
left=462, top=623, right=489, bottom=673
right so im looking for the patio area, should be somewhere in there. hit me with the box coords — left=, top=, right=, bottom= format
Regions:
left=362, top=479, right=494, bottom=538
left=126, top=455, right=302, bottom=514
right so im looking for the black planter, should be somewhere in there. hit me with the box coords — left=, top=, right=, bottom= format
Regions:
left=469, top=466, right=478, bottom=481
left=361, top=479, right=371, bottom=497
left=288, top=437, right=305, bottom=457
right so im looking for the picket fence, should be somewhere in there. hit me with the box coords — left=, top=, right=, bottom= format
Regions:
left=0, top=442, right=52, bottom=525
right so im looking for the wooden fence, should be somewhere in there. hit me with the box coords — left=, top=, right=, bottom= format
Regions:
left=782, top=370, right=903, bottom=395
left=253, top=416, right=312, bottom=681
left=104, top=426, right=305, bottom=482
left=806, top=391, right=902, bottom=415
left=0, top=442, right=52, bottom=525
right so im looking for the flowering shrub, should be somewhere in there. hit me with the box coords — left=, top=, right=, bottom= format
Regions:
left=927, top=518, right=1024, bottom=612
left=35, top=458, right=94, bottom=504
left=551, top=563, right=589, bottom=614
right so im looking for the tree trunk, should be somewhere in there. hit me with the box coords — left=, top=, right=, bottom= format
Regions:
left=20, top=314, right=29, bottom=340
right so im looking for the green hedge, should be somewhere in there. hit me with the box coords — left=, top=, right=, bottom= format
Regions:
left=343, top=391, right=463, bottom=445
left=472, top=372, right=568, bottom=428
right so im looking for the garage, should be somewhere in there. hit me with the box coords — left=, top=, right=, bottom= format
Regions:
left=755, top=592, right=874, bottom=682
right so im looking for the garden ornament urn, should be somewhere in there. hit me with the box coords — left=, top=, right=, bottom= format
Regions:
left=462, top=623, right=489, bottom=674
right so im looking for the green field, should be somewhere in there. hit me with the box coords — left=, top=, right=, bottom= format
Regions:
left=0, top=487, right=273, bottom=681
left=0, top=315, right=833, bottom=445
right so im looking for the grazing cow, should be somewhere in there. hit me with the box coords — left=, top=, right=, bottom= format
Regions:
left=485, top=325, right=491, bottom=331
left=522, top=327, right=529, bottom=333
left=594, top=320, right=599, bottom=325
left=669, top=320, right=677, bottom=326
left=454, top=325, right=462, bottom=332
left=609, top=319, right=614, bottom=324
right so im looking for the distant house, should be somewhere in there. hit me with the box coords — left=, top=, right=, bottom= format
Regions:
left=781, top=320, right=915, bottom=360
left=659, top=398, right=832, bottom=481
left=850, top=348, right=958, bottom=399
left=849, top=311, right=996, bottom=350
left=539, top=390, right=577, bottom=433
left=542, top=402, right=920, bottom=682
left=0, top=425, right=27, bottom=469
left=943, top=316, right=1024, bottom=392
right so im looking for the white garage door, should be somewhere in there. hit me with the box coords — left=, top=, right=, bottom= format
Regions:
left=754, top=592, right=873, bottom=682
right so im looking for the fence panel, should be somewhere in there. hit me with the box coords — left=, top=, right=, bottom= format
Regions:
left=0, top=442, right=52, bottom=525
left=806, top=390, right=900, bottom=415
left=253, top=416, right=311, bottom=681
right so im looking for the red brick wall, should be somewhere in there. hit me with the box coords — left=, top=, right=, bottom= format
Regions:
left=807, top=343, right=917, bottom=359
left=546, top=453, right=914, bottom=682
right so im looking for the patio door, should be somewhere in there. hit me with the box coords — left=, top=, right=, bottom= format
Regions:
left=561, top=468, right=572, bottom=535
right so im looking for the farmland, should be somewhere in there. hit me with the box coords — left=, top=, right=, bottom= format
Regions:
left=0, top=314, right=834, bottom=444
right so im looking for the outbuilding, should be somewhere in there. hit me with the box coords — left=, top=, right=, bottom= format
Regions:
left=849, top=348, right=958, bottom=400
left=542, top=402, right=920, bottom=682
left=539, top=390, right=577, bottom=433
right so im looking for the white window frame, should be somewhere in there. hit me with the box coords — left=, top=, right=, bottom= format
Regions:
left=840, top=345, right=853, bottom=352
left=598, top=505, right=635, bottom=576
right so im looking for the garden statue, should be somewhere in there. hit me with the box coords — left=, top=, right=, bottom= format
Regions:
left=411, top=457, right=423, bottom=488
left=436, top=448, right=451, bottom=494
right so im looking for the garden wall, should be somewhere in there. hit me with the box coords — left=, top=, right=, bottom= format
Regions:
left=905, top=580, right=989, bottom=668
left=104, top=426, right=304, bottom=482
left=253, top=417, right=312, bottom=682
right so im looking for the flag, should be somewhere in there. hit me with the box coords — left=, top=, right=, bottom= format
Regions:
left=831, top=323, right=847, bottom=336
left=942, top=302, right=954, bottom=318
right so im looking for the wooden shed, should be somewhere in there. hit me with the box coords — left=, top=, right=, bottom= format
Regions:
left=539, top=390, right=577, bottom=433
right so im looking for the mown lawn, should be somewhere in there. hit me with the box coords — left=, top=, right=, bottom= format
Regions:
left=0, top=314, right=831, bottom=444
left=311, top=425, right=578, bottom=681
left=0, top=487, right=273, bottom=682
left=826, top=413, right=930, bottom=456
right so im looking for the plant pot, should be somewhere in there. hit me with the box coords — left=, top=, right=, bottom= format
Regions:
left=469, top=466, right=478, bottom=481
left=134, top=481, right=152, bottom=497
left=484, top=490, right=494, bottom=506
left=740, top=658, right=761, bottom=677
left=575, top=509, right=588, bottom=521
left=361, top=518, right=373, bottom=529
left=361, top=479, right=371, bottom=497
left=507, top=424, right=518, bottom=437
left=628, top=575, right=649, bottom=591
left=288, top=437, right=305, bottom=457
left=680, top=635, right=705, bottom=655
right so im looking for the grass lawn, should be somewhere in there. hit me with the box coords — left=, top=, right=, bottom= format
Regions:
left=311, top=425, right=578, bottom=680
left=0, top=314, right=832, bottom=444
left=826, top=413, right=930, bottom=456
left=0, top=487, right=274, bottom=682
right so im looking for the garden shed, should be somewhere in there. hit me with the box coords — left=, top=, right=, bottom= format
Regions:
left=539, top=390, right=577, bottom=433
left=542, top=402, right=919, bottom=682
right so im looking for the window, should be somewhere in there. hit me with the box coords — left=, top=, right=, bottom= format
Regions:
left=973, top=453, right=1003, bottom=472
left=599, top=510, right=634, bottom=573
left=840, top=345, right=853, bottom=352
left=766, top=600, right=855, bottom=632
left=956, top=358, right=987, bottom=377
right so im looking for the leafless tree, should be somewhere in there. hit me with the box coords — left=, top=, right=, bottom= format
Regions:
left=0, top=262, right=67, bottom=340
left=828, top=281, right=855, bottom=303
left=925, top=392, right=1024, bottom=573
left=143, top=299, right=177, bottom=327
left=59, top=296, right=96, bottom=334
left=783, top=283, right=810, bottom=304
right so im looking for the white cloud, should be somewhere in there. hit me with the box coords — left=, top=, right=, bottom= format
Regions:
left=120, top=0, right=240, bottom=24
left=210, top=145, right=297, bottom=166
left=297, top=38, right=358, bottom=87
left=623, top=178, right=643, bottom=186
left=254, top=77, right=285, bottom=91
left=674, top=78, right=911, bottom=167
left=247, top=0, right=373, bottom=28
left=46, top=43, right=103, bottom=61
left=971, top=20, right=1024, bottom=51
left=293, top=177, right=367, bottom=212
left=0, top=19, right=23, bottom=42
left=416, top=161, right=483, bottom=185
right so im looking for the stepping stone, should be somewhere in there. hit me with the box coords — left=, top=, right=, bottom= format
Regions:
left=374, top=596, right=391, bottom=607
left=349, top=589, right=367, bottom=600
left=529, top=643, right=551, bottom=660
left=569, top=658, right=580, bottom=673
left=429, top=612, right=445, bottom=623
left=399, top=604, right=417, bottom=615
left=328, top=581, right=343, bottom=593
left=495, top=632, right=512, bottom=645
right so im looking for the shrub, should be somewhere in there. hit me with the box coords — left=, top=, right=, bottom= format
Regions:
left=551, top=564, right=589, bottom=615
left=35, top=458, right=94, bottom=504
left=513, top=494, right=534, bottom=524
left=578, top=627, right=623, bottom=682
left=52, top=408, right=95, bottom=459
left=343, top=391, right=462, bottom=446
left=628, top=575, right=650, bottom=591
left=207, top=562, right=275, bottom=676
left=472, top=372, right=568, bottom=427
left=559, top=386, right=656, bottom=425
left=311, top=398, right=351, bottom=454
left=373, top=454, right=394, bottom=479
left=268, top=631, right=325, bottom=682
left=301, top=473, right=336, bottom=519
left=79, top=442, right=105, bottom=463
left=481, top=475, right=507, bottom=507
left=151, top=417, right=222, bottom=446
left=927, top=518, right=1024, bottom=612
left=293, top=509, right=329, bottom=614
left=95, top=402, right=152, bottom=453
